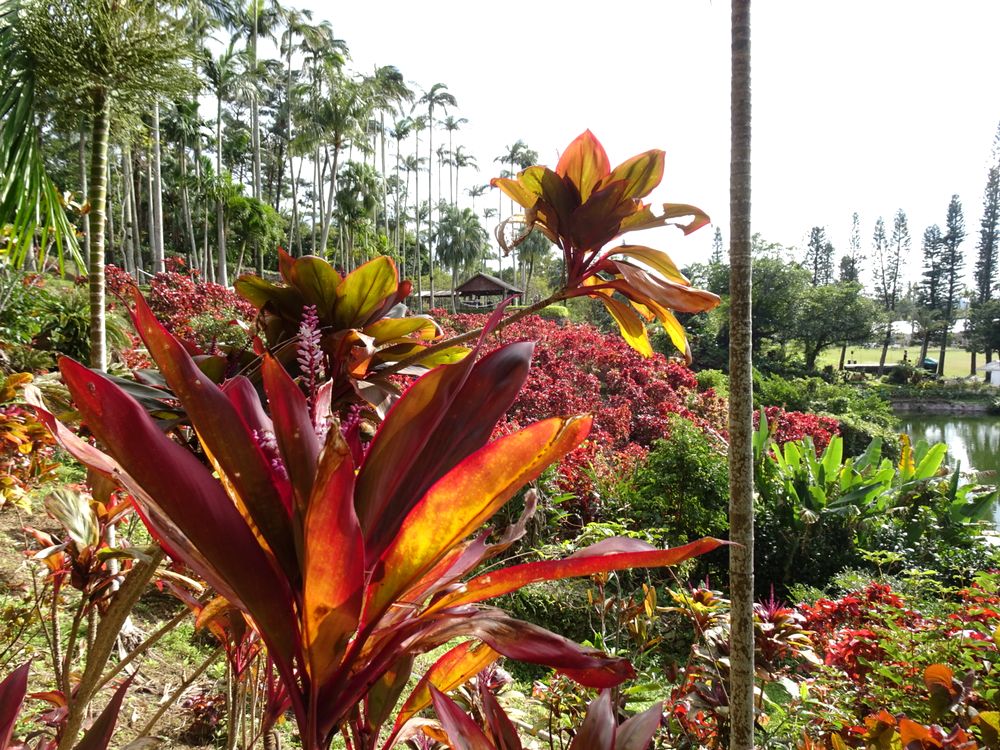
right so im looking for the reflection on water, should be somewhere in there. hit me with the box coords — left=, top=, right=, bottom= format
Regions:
left=897, top=414, right=1000, bottom=482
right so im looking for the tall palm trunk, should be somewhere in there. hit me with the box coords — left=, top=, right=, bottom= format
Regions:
left=319, top=144, right=340, bottom=254
left=216, top=92, right=227, bottom=286
left=179, top=136, right=198, bottom=267
left=428, top=107, right=435, bottom=309
left=79, top=117, right=90, bottom=256
left=151, top=101, right=165, bottom=273
left=414, top=133, right=422, bottom=312
left=88, top=88, right=111, bottom=372
left=121, top=147, right=136, bottom=275
left=729, top=2, right=755, bottom=750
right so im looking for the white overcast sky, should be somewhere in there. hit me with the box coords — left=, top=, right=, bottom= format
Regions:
left=298, top=0, right=1000, bottom=287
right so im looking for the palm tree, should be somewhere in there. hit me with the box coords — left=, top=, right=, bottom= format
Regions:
left=466, top=183, right=488, bottom=213
left=451, top=145, right=477, bottom=207
left=729, top=2, right=755, bottom=749
left=435, top=204, right=487, bottom=312
left=442, top=114, right=466, bottom=205
left=366, top=65, right=412, bottom=239
left=391, top=116, right=413, bottom=257
left=202, top=40, right=250, bottom=286
left=0, top=8, right=81, bottom=272
left=317, top=74, right=366, bottom=260
left=13, top=0, right=191, bottom=372
left=419, top=82, right=457, bottom=310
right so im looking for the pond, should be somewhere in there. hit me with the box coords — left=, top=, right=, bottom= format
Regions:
left=897, top=412, right=1000, bottom=521
left=897, top=413, right=1000, bottom=480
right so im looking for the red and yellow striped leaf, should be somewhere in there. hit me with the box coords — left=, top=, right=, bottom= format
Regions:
left=430, top=686, right=495, bottom=750
left=364, top=415, right=591, bottom=624
left=427, top=537, right=724, bottom=614
left=556, top=130, right=610, bottom=203
left=303, top=433, right=363, bottom=687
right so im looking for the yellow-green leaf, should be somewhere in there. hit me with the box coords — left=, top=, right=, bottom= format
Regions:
left=334, top=256, right=399, bottom=330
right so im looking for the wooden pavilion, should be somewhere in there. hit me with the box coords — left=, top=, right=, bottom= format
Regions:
left=453, top=273, right=523, bottom=309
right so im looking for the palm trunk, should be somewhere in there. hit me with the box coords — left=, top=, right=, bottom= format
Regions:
left=414, top=133, right=422, bottom=312
left=126, top=145, right=143, bottom=278
left=381, top=112, right=390, bottom=239
left=428, top=108, right=435, bottom=310
left=319, top=145, right=340, bottom=254
left=151, top=101, right=165, bottom=273
left=122, top=148, right=136, bottom=276
left=79, top=117, right=90, bottom=256
left=88, top=89, right=111, bottom=372
left=216, top=92, right=227, bottom=286
left=179, top=137, right=197, bottom=267
left=728, top=2, right=755, bottom=750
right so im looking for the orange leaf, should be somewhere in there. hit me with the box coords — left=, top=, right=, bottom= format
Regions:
left=556, top=130, right=611, bottom=203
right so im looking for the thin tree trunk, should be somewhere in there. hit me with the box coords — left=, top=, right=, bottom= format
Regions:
left=311, top=144, right=319, bottom=252
left=122, top=148, right=136, bottom=276
left=729, top=2, right=755, bottom=750
left=319, top=145, right=340, bottom=254
left=151, top=101, right=165, bottom=273
left=919, top=328, right=931, bottom=368
left=79, top=117, right=90, bottom=256
left=146, top=144, right=155, bottom=274
left=179, top=137, right=197, bottom=267
left=878, top=326, right=891, bottom=375
left=88, top=89, right=111, bottom=372
left=838, top=342, right=847, bottom=369
left=414, top=132, right=422, bottom=312
left=216, top=92, right=227, bottom=286
left=106, top=159, right=115, bottom=266
left=127, top=146, right=143, bottom=278
left=970, top=350, right=977, bottom=377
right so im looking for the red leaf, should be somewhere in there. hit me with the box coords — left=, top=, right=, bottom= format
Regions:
left=616, top=702, right=664, bottom=750
left=0, top=662, right=29, bottom=749
left=428, top=537, right=724, bottom=613
left=356, top=341, right=533, bottom=563
left=430, top=686, right=495, bottom=750
left=567, top=691, right=615, bottom=750
left=73, top=676, right=133, bottom=750
left=479, top=680, right=523, bottom=750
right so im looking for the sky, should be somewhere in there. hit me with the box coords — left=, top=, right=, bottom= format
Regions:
left=298, top=0, right=1000, bottom=288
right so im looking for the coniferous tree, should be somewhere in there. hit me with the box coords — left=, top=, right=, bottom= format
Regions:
left=711, top=226, right=724, bottom=264
left=804, top=226, right=833, bottom=286
left=872, top=216, right=899, bottom=372
left=918, top=224, right=945, bottom=365
left=973, top=124, right=1000, bottom=371
left=937, top=195, right=966, bottom=376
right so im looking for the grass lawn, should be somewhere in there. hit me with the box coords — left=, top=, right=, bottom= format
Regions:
left=816, top=345, right=982, bottom=379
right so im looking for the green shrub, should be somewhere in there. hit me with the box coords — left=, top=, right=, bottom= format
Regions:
left=536, top=304, right=570, bottom=321
left=695, top=368, right=729, bottom=398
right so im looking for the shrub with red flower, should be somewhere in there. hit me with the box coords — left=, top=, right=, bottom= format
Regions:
left=106, top=264, right=256, bottom=353
left=755, top=405, right=840, bottom=452
left=438, top=312, right=727, bottom=503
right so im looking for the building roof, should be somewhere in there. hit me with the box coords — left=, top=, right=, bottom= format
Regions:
left=454, top=273, right=523, bottom=295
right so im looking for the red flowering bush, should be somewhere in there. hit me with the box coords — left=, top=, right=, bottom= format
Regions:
left=438, top=312, right=727, bottom=503
left=106, top=263, right=256, bottom=353
left=754, top=405, right=840, bottom=451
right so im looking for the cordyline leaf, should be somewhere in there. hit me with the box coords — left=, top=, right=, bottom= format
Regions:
left=364, top=415, right=591, bottom=625
left=334, top=256, right=398, bottom=330
left=461, top=612, right=635, bottom=688
left=356, top=340, right=533, bottom=564
left=479, top=680, right=523, bottom=750
left=613, top=245, right=689, bottom=285
left=568, top=691, right=615, bottom=750
left=491, top=172, right=541, bottom=211
left=130, top=289, right=299, bottom=584
left=74, top=676, right=134, bottom=750
left=616, top=702, right=664, bottom=750
left=363, top=316, right=438, bottom=342
left=605, top=150, right=665, bottom=202
left=387, top=641, right=500, bottom=746
left=374, top=342, right=471, bottom=367
left=288, top=255, right=342, bottom=317
left=303, top=432, right=362, bottom=687
left=597, top=294, right=653, bottom=357
left=262, top=354, right=319, bottom=514
left=234, top=274, right=303, bottom=320
left=0, top=662, right=29, bottom=749
left=660, top=203, right=712, bottom=235
left=430, top=686, right=495, bottom=750
left=277, top=246, right=296, bottom=282
left=556, top=130, right=610, bottom=203
left=427, top=537, right=724, bottom=614
left=365, top=655, right=416, bottom=739
left=612, top=262, right=720, bottom=313
left=55, top=358, right=299, bottom=666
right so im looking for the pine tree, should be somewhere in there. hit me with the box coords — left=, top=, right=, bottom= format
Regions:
left=710, top=226, right=724, bottom=264
left=872, top=216, right=899, bottom=372
left=973, top=123, right=1000, bottom=372
left=918, top=224, right=944, bottom=365
left=804, top=226, right=833, bottom=286
left=937, top=195, right=966, bottom=376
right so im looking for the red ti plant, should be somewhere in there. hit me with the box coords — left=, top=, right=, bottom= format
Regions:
left=491, top=130, right=720, bottom=358
left=34, top=288, right=722, bottom=750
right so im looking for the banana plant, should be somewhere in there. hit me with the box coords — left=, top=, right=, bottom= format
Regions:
left=33, top=288, right=721, bottom=750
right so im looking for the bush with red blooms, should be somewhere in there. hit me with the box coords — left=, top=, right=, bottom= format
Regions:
left=664, top=578, right=1000, bottom=749
left=437, top=312, right=728, bottom=506
left=754, top=405, right=841, bottom=452
left=106, top=262, right=256, bottom=354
